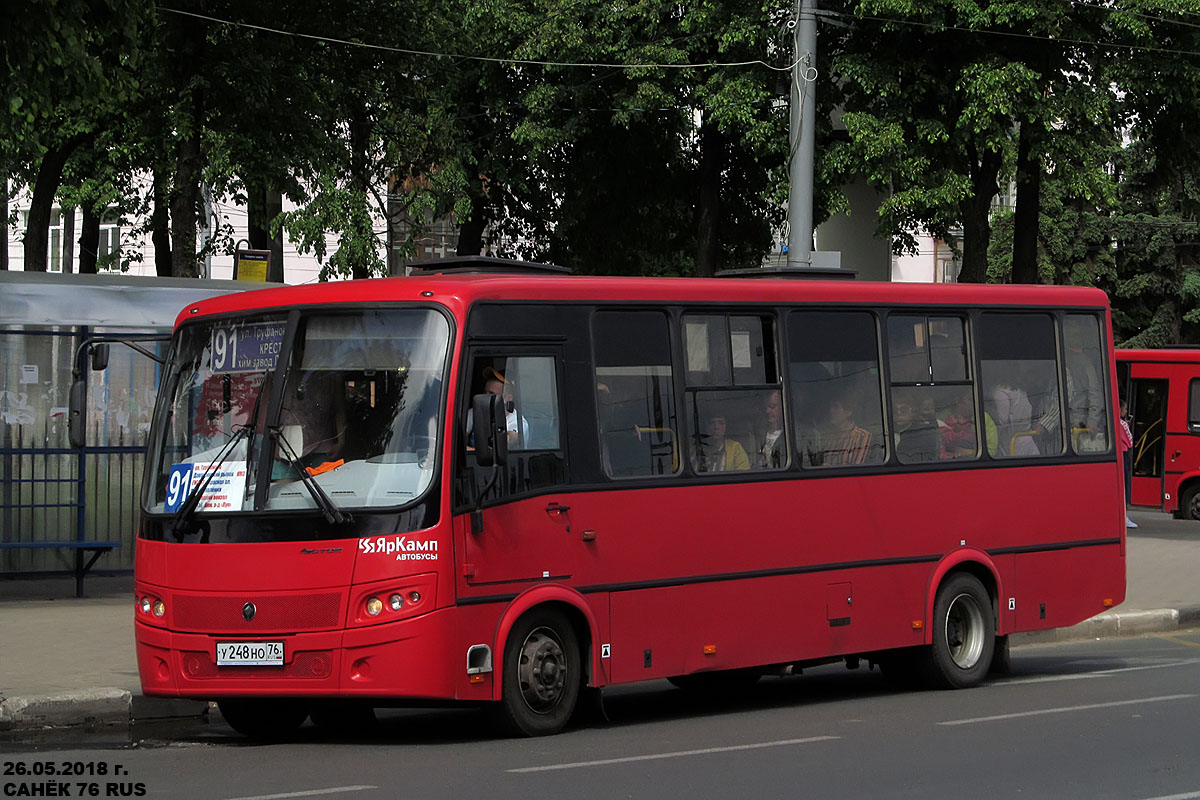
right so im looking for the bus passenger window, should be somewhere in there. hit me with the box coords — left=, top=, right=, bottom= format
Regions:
left=1064, top=314, right=1109, bottom=453
left=978, top=313, right=1057, bottom=458
left=593, top=311, right=679, bottom=478
left=789, top=311, right=886, bottom=468
left=886, top=314, right=975, bottom=464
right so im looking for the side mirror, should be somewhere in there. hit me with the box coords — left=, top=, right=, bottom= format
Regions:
left=68, top=379, right=87, bottom=449
left=472, top=393, right=508, bottom=467
left=90, top=343, right=110, bottom=371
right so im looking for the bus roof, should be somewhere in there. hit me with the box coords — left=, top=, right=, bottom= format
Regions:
left=1117, top=348, right=1200, bottom=362
left=175, top=273, right=1112, bottom=328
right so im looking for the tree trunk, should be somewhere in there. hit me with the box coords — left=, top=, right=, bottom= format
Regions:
left=1012, top=121, right=1041, bottom=284
left=168, top=3, right=206, bottom=278
left=694, top=118, right=724, bottom=278
left=1, top=178, right=8, bottom=270
left=348, top=111, right=372, bottom=279
left=170, top=136, right=202, bottom=277
left=956, top=143, right=1002, bottom=284
left=78, top=205, right=100, bottom=274
left=23, top=134, right=89, bottom=272
left=152, top=169, right=172, bottom=276
left=62, top=206, right=75, bottom=274
left=247, top=184, right=285, bottom=281
left=456, top=182, right=486, bottom=257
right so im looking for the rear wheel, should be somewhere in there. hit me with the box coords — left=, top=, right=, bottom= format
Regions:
left=217, top=698, right=309, bottom=740
left=1180, top=485, right=1200, bottom=521
left=491, top=608, right=582, bottom=737
left=989, top=634, right=1012, bottom=675
left=919, top=573, right=995, bottom=689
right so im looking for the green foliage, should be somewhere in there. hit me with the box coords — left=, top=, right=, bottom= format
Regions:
left=5, top=0, right=1200, bottom=317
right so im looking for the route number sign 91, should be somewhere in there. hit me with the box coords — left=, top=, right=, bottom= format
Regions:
left=211, top=322, right=286, bottom=374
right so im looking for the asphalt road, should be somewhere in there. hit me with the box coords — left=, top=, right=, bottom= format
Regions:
left=4, top=632, right=1200, bottom=800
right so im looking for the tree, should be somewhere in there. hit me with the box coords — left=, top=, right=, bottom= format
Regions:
left=2, top=0, right=149, bottom=271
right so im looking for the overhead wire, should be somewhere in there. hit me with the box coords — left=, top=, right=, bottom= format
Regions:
left=155, top=6, right=803, bottom=72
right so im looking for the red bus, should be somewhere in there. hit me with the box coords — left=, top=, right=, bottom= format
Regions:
left=1116, top=348, right=1200, bottom=519
left=129, top=258, right=1125, bottom=737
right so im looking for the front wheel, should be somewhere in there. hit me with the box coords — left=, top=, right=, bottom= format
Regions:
left=919, top=573, right=995, bottom=689
left=1180, top=485, right=1200, bottom=521
left=217, top=698, right=309, bottom=740
left=491, top=608, right=582, bottom=737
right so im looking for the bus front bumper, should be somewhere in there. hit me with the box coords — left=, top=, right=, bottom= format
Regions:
left=136, top=606, right=464, bottom=701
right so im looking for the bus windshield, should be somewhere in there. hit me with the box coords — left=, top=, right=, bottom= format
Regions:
left=145, top=308, right=450, bottom=517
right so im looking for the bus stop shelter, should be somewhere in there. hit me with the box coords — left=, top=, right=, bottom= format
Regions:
left=1, top=272, right=247, bottom=591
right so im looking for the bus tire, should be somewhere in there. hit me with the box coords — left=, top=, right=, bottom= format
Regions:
left=1180, top=485, right=1200, bottom=521
left=309, top=700, right=376, bottom=736
left=491, top=608, right=581, bottom=737
left=989, top=634, right=1012, bottom=675
left=919, top=573, right=995, bottom=689
left=217, top=698, right=309, bottom=740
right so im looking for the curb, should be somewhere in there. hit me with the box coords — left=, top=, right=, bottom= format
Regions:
left=0, top=691, right=208, bottom=734
left=1013, top=604, right=1200, bottom=645
left=0, top=688, right=130, bottom=732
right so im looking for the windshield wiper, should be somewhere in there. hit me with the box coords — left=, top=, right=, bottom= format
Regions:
left=270, top=425, right=352, bottom=525
left=171, top=424, right=251, bottom=540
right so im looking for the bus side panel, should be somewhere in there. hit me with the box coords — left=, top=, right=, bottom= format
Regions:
left=1011, top=544, right=1125, bottom=632
left=607, top=566, right=931, bottom=683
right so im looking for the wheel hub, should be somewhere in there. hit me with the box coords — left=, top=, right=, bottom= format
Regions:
left=945, top=592, right=985, bottom=669
left=517, top=627, right=567, bottom=713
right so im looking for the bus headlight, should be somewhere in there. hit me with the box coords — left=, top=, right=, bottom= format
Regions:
left=140, top=597, right=152, bottom=615
left=152, top=599, right=166, bottom=617
left=349, top=573, right=437, bottom=627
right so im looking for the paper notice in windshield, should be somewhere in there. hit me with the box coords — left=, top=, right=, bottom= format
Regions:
left=211, top=321, right=286, bottom=374
left=165, top=461, right=248, bottom=512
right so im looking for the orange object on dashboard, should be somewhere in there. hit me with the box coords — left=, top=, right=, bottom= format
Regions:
left=306, top=459, right=344, bottom=477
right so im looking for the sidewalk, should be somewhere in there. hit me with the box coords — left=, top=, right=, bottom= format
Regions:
left=2, top=508, right=1199, bottom=733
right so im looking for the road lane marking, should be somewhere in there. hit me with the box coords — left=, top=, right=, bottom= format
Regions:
left=939, top=694, right=1195, bottom=726
left=224, top=787, right=377, bottom=800
left=1158, top=635, right=1200, bottom=649
left=1136, top=791, right=1200, bottom=800
left=507, top=736, right=841, bottom=773
left=998, top=658, right=1200, bottom=685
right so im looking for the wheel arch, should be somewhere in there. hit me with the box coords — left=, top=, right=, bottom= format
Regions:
left=490, top=585, right=598, bottom=702
left=1172, top=472, right=1200, bottom=517
left=924, top=549, right=1004, bottom=643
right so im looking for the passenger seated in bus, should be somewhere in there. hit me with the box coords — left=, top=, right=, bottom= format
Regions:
left=818, top=392, right=873, bottom=466
left=755, top=390, right=786, bottom=469
left=694, top=413, right=750, bottom=472
left=892, top=389, right=940, bottom=463
left=939, top=390, right=978, bottom=459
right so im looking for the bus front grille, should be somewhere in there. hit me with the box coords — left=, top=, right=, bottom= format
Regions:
left=172, top=592, right=344, bottom=632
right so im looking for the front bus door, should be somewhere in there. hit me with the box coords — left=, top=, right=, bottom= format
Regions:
left=453, top=350, right=577, bottom=595
left=1129, top=376, right=1168, bottom=509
